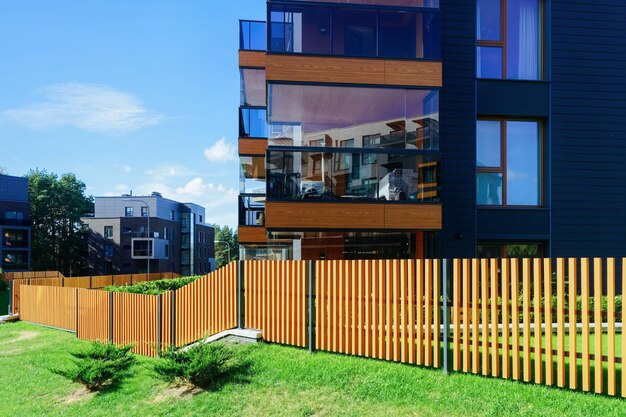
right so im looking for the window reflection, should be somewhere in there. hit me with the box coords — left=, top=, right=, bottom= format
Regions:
left=268, top=149, right=439, bottom=202
left=268, top=84, right=439, bottom=150
left=269, top=3, right=440, bottom=59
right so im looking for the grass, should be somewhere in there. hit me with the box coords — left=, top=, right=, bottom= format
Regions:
left=0, top=290, right=8, bottom=316
left=1, top=322, right=626, bottom=416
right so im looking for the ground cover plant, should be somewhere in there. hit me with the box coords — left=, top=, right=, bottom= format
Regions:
left=104, top=276, right=201, bottom=295
left=154, top=341, right=250, bottom=390
left=55, top=341, right=136, bottom=391
left=1, top=321, right=625, bottom=416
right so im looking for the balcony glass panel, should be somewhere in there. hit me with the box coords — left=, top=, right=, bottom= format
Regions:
left=477, top=46, right=503, bottom=78
left=268, top=83, right=439, bottom=150
left=239, top=107, right=268, bottom=138
left=240, top=20, right=267, bottom=51
left=476, top=173, right=503, bottom=205
left=272, top=1, right=439, bottom=7
left=240, top=156, right=267, bottom=195
left=240, top=69, right=266, bottom=107
left=506, top=121, right=540, bottom=205
left=239, top=195, right=266, bottom=226
left=506, top=0, right=540, bottom=80
left=268, top=149, right=440, bottom=202
left=269, top=4, right=440, bottom=59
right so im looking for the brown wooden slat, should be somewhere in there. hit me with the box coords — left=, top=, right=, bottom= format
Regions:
left=581, top=258, right=591, bottom=392
left=533, top=259, right=543, bottom=384
left=593, top=258, right=603, bottom=394
left=556, top=258, right=566, bottom=388
left=522, top=259, right=531, bottom=382
left=606, top=258, right=616, bottom=396
left=569, top=258, right=578, bottom=390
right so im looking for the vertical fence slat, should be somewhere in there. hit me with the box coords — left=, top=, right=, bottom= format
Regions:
left=433, top=260, right=440, bottom=368
left=393, top=260, right=400, bottom=362
left=502, top=258, right=510, bottom=380
left=425, top=259, right=432, bottom=367
left=533, top=258, right=543, bottom=384
left=408, top=260, right=415, bottom=364
left=569, top=258, right=578, bottom=390
left=581, top=258, right=591, bottom=392
left=544, top=258, right=553, bottom=386
left=358, top=260, right=364, bottom=357
left=453, top=259, right=461, bottom=372
left=556, top=258, right=566, bottom=388
left=386, top=260, right=393, bottom=361
left=593, top=258, right=603, bottom=394
left=490, top=258, right=499, bottom=377
left=416, top=259, right=424, bottom=366
left=472, top=259, right=479, bottom=374
left=511, top=258, right=520, bottom=381
left=523, top=258, right=532, bottom=382
left=462, top=259, right=470, bottom=373
left=481, top=259, right=489, bottom=376
left=607, top=258, right=616, bottom=396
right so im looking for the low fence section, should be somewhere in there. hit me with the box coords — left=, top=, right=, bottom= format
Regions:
left=13, top=258, right=626, bottom=398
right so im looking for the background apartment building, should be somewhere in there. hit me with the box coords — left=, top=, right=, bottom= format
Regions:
left=237, top=0, right=626, bottom=261
left=0, top=174, right=31, bottom=271
left=82, top=193, right=215, bottom=276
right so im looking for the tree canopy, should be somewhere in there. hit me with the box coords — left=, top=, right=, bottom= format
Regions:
left=213, top=225, right=238, bottom=269
left=27, top=169, right=94, bottom=275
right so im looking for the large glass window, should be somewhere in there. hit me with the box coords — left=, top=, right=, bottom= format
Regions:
left=476, top=119, right=542, bottom=206
left=477, top=242, right=544, bottom=258
left=239, top=195, right=266, bottom=226
left=268, top=83, right=439, bottom=150
left=269, top=3, right=440, bottom=59
left=2, top=229, right=28, bottom=248
left=268, top=149, right=440, bottom=202
left=476, top=0, right=542, bottom=80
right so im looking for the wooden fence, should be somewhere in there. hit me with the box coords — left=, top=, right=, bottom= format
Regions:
left=2, top=270, right=63, bottom=281
left=14, top=258, right=626, bottom=397
left=17, top=264, right=237, bottom=357
left=10, top=272, right=181, bottom=315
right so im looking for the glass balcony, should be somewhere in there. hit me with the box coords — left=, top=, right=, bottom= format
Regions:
left=267, top=148, right=440, bottom=202
left=239, top=107, right=269, bottom=138
left=2, top=229, right=29, bottom=248
left=268, top=3, right=440, bottom=59
left=240, top=20, right=267, bottom=51
left=239, top=195, right=266, bottom=226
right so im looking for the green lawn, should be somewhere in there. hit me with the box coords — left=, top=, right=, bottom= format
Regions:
left=1, top=322, right=625, bottom=417
left=0, top=290, right=8, bottom=316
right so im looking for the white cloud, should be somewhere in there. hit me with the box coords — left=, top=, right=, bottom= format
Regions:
left=204, top=137, right=237, bottom=163
left=2, top=83, right=165, bottom=133
left=144, top=164, right=196, bottom=181
left=121, top=165, right=132, bottom=173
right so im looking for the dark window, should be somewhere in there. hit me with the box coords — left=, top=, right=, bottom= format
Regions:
left=104, top=244, right=113, bottom=257
left=477, top=242, right=544, bottom=258
left=104, top=226, right=113, bottom=239
left=476, top=119, right=542, bottom=206
left=141, top=206, right=149, bottom=217
left=125, top=206, right=133, bottom=217
left=239, top=107, right=268, bottom=138
left=476, top=0, right=542, bottom=80
left=199, top=215, right=203, bottom=223
left=122, top=227, right=132, bottom=234
left=170, top=210, right=175, bottom=220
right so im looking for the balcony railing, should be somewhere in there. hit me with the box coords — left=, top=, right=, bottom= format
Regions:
left=240, top=20, right=267, bottom=51
left=239, top=107, right=268, bottom=138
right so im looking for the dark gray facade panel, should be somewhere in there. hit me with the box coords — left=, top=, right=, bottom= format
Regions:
left=440, top=0, right=477, bottom=258
left=477, top=209, right=550, bottom=239
left=551, top=0, right=626, bottom=258
left=477, top=80, right=550, bottom=117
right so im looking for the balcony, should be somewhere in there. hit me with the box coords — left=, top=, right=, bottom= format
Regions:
left=239, top=107, right=268, bottom=139
left=267, top=3, right=440, bottom=59
left=240, top=20, right=266, bottom=51
left=131, top=238, right=169, bottom=260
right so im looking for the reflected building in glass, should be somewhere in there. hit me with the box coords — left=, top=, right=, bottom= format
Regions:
left=237, top=0, right=626, bottom=260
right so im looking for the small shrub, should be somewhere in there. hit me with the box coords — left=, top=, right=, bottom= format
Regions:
left=154, top=342, right=247, bottom=390
left=57, top=342, right=136, bottom=391
left=105, top=276, right=201, bottom=295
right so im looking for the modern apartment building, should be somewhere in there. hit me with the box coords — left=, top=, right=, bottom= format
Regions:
left=0, top=174, right=31, bottom=271
left=238, top=0, right=626, bottom=261
left=82, top=193, right=215, bottom=276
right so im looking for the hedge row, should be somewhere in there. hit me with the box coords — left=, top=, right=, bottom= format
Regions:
left=104, top=276, right=202, bottom=295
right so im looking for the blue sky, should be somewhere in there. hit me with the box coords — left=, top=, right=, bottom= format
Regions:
left=0, top=0, right=266, bottom=228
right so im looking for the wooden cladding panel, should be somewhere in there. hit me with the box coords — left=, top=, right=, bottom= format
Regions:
left=266, top=54, right=442, bottom=87
left=20, top=286, right=77, bottom=332
left=239, top=50, right=266, bottom=68
left=384, top=60, right=442, bottom=87
left=266, top=202, right=442, bottom=230
left=238, top=226, right=268, bottom=244
left=238, top=138, right=268, bottom=156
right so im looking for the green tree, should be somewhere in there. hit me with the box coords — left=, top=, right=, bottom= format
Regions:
left=26, top=169, right=94, bottom=275
left=213, top=225, right=238, bottom=269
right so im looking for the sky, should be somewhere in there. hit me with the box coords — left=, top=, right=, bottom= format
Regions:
left=0, top=0, right=266, bottom=228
